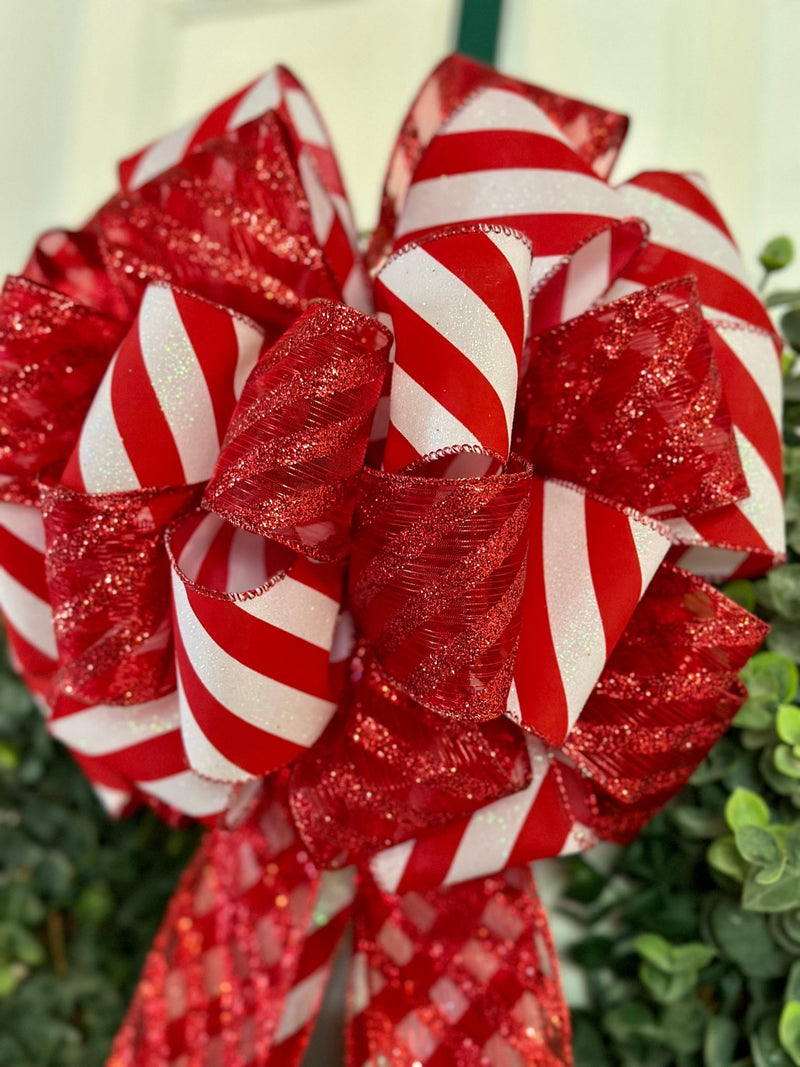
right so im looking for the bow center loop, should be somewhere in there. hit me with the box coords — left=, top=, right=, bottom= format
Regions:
left=203, top=300, right=391, bottom=563
left=349, top=457, right=533, bottom=723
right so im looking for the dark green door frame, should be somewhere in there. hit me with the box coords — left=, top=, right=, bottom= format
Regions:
left=456, top=0, right=504, bottom=66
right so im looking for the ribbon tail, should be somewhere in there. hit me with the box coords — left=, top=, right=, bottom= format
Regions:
left=347, top=867, right=572, bottom=1067
left=107, top=785, right=353, bottom=1067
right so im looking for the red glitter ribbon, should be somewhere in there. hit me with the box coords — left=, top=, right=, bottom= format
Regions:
left=0, top=55, right=784, bottom=1066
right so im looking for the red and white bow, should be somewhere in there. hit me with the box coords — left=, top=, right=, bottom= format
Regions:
left=0, top=55, right=782, bottom=1066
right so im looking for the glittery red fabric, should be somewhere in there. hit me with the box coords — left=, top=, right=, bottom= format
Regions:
left=350, top=866, right=572, bottom=1067
left=40, top=481, right=201, bottom=706
left=348, top=460, right=532, bottom=722
left=289, top=644, right=532, bottom=869
left=204, top=302, right=391, bottom=562
left=513, top=278, right=748, bottom=520
left=107, top=782, right=329, bottom=1067
left=0, top=276, right=126, bottom=503
left=567, top=561, right=770, bottom=841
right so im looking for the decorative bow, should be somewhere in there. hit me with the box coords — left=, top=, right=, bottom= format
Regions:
left=0, top=56, right=783, bottom=1066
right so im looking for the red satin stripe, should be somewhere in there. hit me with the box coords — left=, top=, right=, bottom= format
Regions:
left=173, top=623, right=306, bottom=776
left=412, top=129, right=598, bottom=182
left=709, top=328, right=783, bottom=481
left=513, top=479, right=569, bottom=745
left=585, top=495, right=642, bottom=652
left=627, top=171, right=736, bottom=242
left=109, top=322, right=185, bottom=487
left=184, top=585, right=333, bottom=703
left=0, top=522, right=49, bottom=602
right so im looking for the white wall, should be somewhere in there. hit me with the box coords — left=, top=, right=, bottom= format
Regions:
left=1, top=0, right=797, bottom=287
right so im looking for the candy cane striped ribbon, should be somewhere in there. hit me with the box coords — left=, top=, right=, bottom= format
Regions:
left=606, top=171, right=784, bottom=579
left=369, top=735, right=591, bottom=894
left=119, top=66, right=368, bottom=311
left=389, top=84, right=646, bottom=336
left=375, top=225, right=532, bottom=475
left=61, top=284, right=264, bottom=493
left=169, top=511, right=342, bottom=784
left=0, top=502, right=57, bottom=700
left=371, top=53, right=630, bottom=268
left=48, top=693, right=231, bottom=820
left=509, top=480, right=669, bottom=746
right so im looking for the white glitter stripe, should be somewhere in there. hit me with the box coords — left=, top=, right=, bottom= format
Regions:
left=49, top=694, right=179, bottom=756
left=716, top=325, right=782, bottom=427
left=0, top=500, right=46, bottom=552
left=231, top=315, right=263, bottom=401
left=387, top=365, right=480, bottom=459
left=92, top=784, right=131, bottom=818
left=298, top=149, right=334, bottom=246
left=229, top=68, right=281, bottom=128
left=628, top=514, right=670, bottom=601
left=443, top=736, right=550, bottom=886
left=274, top=968, right=328, bottom=1043
left=379, top=243, right=523, bottom=443
left=543, top=483, right=605, bottom=731
left=285, top=87, right=329, bottom=147
left=0, top=569, right=56, bottom=659
left=179, top=695, right=252, bottom=784
left=397, top=168, right=629, bottom=239
left=138, top=286, right=221, bottom=485
left=78, top=355, right=140, bottom=492
left=138, top=769, right=231, bottom=818
left=172, top=577, right=336, bottom=743
left=129, top=115, right=204, bottom=190
left=369, top=838, right=416, bottom=895
left=442, top=87, right=574, bottom=146
left=734, top=429, right=785, bottom=551
left=618, top=182, right=750, bottom=288
left=560, top=228, right=611, bottom=322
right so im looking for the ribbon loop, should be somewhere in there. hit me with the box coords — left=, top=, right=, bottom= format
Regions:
left=350, top=459, right=532, bottom=723
left=289, top=644, right=532, bottom=870
left=40, top=480, right=200, bottom=706
left=515, top=278, right=748, bottom=520
left=204, top=301, right=391, bottom=562
left=168, top=509, right=342, bottom=784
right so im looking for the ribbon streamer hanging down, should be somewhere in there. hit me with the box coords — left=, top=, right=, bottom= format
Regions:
left=0, top=53, right=783, bottom=1067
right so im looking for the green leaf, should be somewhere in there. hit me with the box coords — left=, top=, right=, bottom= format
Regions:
left=708, top=836, right=749, bottom=882
left=563, top=856, right=606, bottom=903
left=761, top=236, right=795, bottom=272
left=784, top=310, right=800, bottom=354
left=767, top=290, right=800, bottom=310
left=704, top=1015, right=740, bottom=1067
left=744, top=870, right=800, bottom=913
left=742, top=652, right=799, bottom=704
left=661, top=998, right=709, bottom=1054
left=736, top=824, right=785, bottom=868
left=770, top=617, right=800, bottom=662
left=726, top=788, right=771, bottom=831
left=603, top=1000, right=659, bottom=1044
left=570, top=935, right=615, bottom=971
left=733, top=699, right=776, bottom=734
left=787, top=961, right=800, bottom=1003
left=776, top=744, right=800, bottom=779
left=639, top=962, right=698, bottom=1003
left=636, top=933, right=673, bottom=971
left=779, top=1002, right=800, bottom=1065
left=753, top=1010, right=796, bottom=1067
left=708, top=898, right=790, bottom=977
left=778, top=706, right=800, bottom=747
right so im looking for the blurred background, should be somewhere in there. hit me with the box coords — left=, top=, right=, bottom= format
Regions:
left=0, top=0, right=798, bottom=286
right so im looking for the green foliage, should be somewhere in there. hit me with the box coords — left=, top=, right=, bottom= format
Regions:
left=569, top=238, right=800, bottom=1066
left=0, top=658, right=199, bottom=1065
